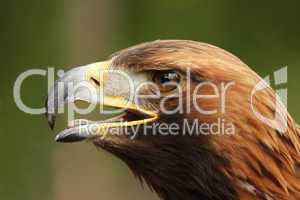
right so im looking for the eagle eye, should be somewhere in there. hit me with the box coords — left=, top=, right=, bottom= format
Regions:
left=153, top=70, right=181, bottom=93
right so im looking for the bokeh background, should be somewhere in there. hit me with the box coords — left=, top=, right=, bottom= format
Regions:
left=0, top=1, right=299, bottom=200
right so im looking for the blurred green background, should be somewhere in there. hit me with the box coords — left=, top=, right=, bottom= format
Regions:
left=0, top=1, right=299, bottom=200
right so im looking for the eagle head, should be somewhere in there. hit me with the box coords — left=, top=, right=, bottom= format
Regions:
left=45, top=40, right=300, bottom=200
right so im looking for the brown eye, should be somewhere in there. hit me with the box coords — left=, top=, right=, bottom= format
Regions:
left=153, top=70, right=181, bottom=93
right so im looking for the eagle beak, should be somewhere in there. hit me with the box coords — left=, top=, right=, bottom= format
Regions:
left=45, top=61, right=158, bottom=143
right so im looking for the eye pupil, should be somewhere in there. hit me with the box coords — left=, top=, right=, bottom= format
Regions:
left=153, top=71, right=181, bottom=93
left=160, top=75, right=171, bottom=84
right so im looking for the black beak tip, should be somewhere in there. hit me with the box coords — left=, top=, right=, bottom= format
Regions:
left=55, top=133, right=86, bottom=143
left=45, top=97, right=56, bottom=130
left=46, top=114, right=56, bottom=130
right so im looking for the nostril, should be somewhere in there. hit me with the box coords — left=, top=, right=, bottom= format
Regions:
left=91, top=77, right=100, bottom=86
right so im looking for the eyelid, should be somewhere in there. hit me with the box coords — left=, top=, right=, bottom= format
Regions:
left=152, top=70, right=180, bottom=80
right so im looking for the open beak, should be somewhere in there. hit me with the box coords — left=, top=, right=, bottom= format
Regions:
left=45, top=61, right=158, bottom=143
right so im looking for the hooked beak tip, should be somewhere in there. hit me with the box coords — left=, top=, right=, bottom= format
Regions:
left=45, top=96, right=56, bottom=130
left=46, top=113, right=56, bottom=130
